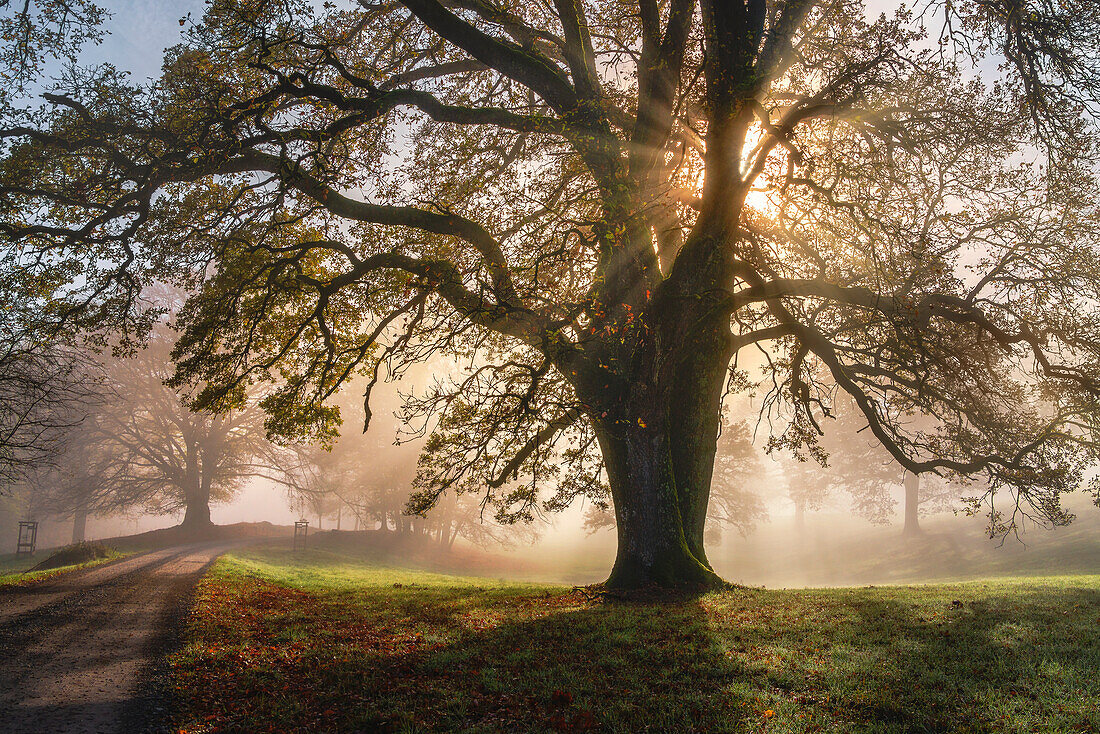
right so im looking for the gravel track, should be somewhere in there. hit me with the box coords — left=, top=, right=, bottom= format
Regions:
left=0, top=542, right=236, bottom=733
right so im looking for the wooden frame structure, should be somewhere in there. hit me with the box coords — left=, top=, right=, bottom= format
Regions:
left=293, top=520, right=309, bottom=552
left=16, top=521, right=38, bottom=557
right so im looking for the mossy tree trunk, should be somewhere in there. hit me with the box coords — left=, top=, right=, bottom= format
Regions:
left=592, top=275, right=732, bottom=590
left=598, top=420, right=724, bottom=589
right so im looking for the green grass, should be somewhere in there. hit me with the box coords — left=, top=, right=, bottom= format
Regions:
left=169, top=547, right=1100, bottom=733
left=0, top=547, right=125, bottom=587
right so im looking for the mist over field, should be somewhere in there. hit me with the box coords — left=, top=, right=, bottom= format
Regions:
left=5, top=342, right=1098, bottom=590
left=10, top=389, right=1097, bottom=591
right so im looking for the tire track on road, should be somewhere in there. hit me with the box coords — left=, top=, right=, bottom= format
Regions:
left=0, top=542, right=237, bottom=733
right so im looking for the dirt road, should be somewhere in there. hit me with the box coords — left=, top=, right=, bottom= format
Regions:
left=0, top=542, right=236, bottom=733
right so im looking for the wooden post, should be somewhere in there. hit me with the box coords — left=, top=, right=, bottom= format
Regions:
left=293, top=520, right=309, bottom=552
left=16, top=521, right=38, bottom=557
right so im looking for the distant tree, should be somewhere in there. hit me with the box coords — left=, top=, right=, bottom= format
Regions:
left=0, top=258, right=118, bottom=491
left=290, top=380, right=532, bottom=549
left=777, top=451, right=829, bottom=532
left=288, top=436, right=413, bottom=532
left=779, top=447, right=964, bottom=536
left=707, top=418, right=769, bottom=538
left=0, top=339, right=101, bottom=491
left=776, top=398, right=971, bottom=534
left=3, top=0, right=1100, bottom=586
left=29, top=327, right=298, bottom=531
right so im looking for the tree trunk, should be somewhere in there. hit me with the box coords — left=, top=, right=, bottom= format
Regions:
left=902, top=471, right=921, bottom=536
left=71, top=508, right=88, bottom=543
left=793, top=501, right=805, bottom=533
left=181, top=494, right=212, bottom=528
left=666, top=322, right=729, bottom=568
left=181, top=449, right=214, bottom=530
left=589, top=272, right=732, bottom=590
left=598, top=415, right=723, bottom=589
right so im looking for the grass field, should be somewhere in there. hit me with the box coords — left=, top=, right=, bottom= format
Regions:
left=169, top=547, right=1100, bottom=733
left=0, top=547, right=125, bottom=587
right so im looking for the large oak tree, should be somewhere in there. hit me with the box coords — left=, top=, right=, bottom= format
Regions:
left=2, top=0, right=1100, bottom=587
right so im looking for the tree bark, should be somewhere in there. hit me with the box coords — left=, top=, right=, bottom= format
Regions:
left=597, top=413, right=724, bottom=590
left=666, top=321, right=729, bottom=566
left=181, top=492, right=212, bottom=528
left=589, top=261, right=732, bottom=590
left=71, top=508, right=88, bottom=543
left=902, top=471, right=921, bottom=536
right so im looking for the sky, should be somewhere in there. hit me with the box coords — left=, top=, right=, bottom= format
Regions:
left=85, top=0, right=909, bottom=81
left=78, top=0, right=202, bottom=79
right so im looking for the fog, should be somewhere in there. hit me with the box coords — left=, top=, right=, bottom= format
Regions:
left=5, top=328, right=1096, bottom=591
left=14, top=426, right=1096, bottom=592
left=2, top=0, right=1095, bottom=589
left=157, top=471, right=1100, bottom=589
left=6, top=338, right=1096, bottom=589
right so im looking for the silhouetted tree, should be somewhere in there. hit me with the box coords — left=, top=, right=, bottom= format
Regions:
left=28, top=327, right=298, bottom=531
left=0, top=339, right=101, bottom=490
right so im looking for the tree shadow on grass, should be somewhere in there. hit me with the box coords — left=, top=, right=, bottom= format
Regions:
left=375, top=599, right=754, bottom=731
left=711, top=583, right=1100, bottom=733
left=177, top=584, right=758, bottom=733
left=174, top=579, right=1100, bottom=733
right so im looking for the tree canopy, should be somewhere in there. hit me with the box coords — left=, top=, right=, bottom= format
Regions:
left=2, top=0, right=1099, bottom=586
left=0, top=268, right=103, bottom=488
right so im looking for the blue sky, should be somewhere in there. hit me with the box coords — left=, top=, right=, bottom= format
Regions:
left=82, top=0, right=204, bottom=80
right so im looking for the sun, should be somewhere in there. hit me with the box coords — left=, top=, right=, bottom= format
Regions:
left=743, top=185, right=777, bottom=217
left=686, top=122, right=782, bottom=219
